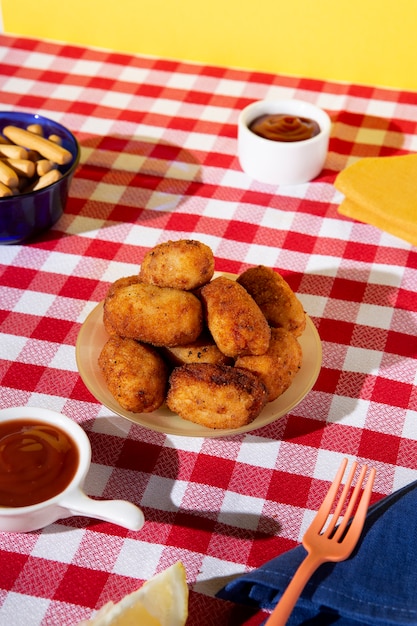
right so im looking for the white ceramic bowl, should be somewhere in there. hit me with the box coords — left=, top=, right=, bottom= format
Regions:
left=0, top=406, right=145, bottom=533
left=237, top=99, right=331, bottom=185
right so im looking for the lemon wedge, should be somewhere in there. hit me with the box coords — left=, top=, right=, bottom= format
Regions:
left=79, top=562, right=188, bottom=626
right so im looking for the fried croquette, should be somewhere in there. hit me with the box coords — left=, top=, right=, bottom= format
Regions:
left=105, top=275, right=143, bottom=298
left=103, top=275, right=143, bottom=335
left=163, top=331, right=233, bottom=366
left=237, top=265, right=306, bottom=337
left=235, top=327, right=303, bottom=402
left=98, top=336, right=169, bottom=413
left=166, top=363, right=267, bottom=429
left=139, top=239, right=215, bottom=290
left=200, top=276, right=271, bottom=357
left=103, top=282, right=203, bottom=346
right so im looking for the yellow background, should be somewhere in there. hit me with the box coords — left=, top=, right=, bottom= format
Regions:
left=2, top=0, right=417, bottom=91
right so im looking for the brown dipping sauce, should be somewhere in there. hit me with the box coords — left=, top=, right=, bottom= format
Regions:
left=0, top=420, right=79, bottom=507
left=249, top=114, right=320, bottom=142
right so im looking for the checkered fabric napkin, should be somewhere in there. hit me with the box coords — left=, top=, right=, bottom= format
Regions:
left=0, top=33, right=417, bottom=626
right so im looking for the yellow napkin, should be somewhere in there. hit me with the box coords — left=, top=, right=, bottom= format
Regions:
left=335, top=153, right=417, bottom=246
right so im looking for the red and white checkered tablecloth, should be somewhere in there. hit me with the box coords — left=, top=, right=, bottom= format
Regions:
left=1, top=33, right=417, bottom=626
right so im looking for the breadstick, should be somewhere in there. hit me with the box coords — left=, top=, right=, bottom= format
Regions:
left=26, top=123, right=43, bottom=136
left=4, top=158, right=36, bottom=178
left=48, top=134, right=62, bottom=145
left=0, top=143, right=29, bottom=160
left=2, top=125, right=72, bottom=165
left=36, top=159, right=57, bottom=176
left=0, top=181, right=13, bottom=197
left=0, top=160, right=19, bottom=187
left=31, top=168, right=62, bottom=191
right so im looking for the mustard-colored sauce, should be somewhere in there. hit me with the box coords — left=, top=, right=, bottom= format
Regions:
left=249, top=114, right=320, bottom=142
left=0, top=420, right=78, bottom=507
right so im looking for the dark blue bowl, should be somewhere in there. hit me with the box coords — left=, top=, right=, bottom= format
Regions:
left=0, top=112, right=80, bottom=244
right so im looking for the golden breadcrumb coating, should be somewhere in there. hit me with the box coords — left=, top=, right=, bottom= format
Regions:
left=166, top=363, right=267, bottom=429
left=103, top=275, right=142, bottom=335
left=105, top=274, right=142, bottom=298
left=139, top=239, right=215, bottom=290
left=103, top=282, right=203, bottom=346
left=200, top=276, right=271, bottom=357
left=98, top=336, right=168, bottom=413
left=237, top=265, right=306, bottom=337
left=162, top=331, right=233, bottom=366
left=235, top=327, right=302, bottom=402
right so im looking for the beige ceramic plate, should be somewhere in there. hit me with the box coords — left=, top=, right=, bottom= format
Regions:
left=75, top=276, right=322, bottom=438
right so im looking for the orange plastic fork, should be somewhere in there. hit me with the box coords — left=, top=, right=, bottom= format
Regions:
left=265, top=458, right=376, bottom=626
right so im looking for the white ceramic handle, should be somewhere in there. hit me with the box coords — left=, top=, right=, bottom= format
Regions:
left=60, top=489, right=145, bottom=530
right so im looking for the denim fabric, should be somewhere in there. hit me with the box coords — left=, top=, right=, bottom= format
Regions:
left=217, top=481, right=417, bottom=625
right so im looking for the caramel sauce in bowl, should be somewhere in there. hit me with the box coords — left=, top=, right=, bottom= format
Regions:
left=237, top=99, right=331, bottom=185
left=0, top=407, right=144, bottom=532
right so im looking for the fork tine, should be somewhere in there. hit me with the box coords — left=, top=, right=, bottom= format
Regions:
left=331, top=463, right=369, bottom=541
left=335, top=466, right=376, bottom=544
left=309, top=458, right=348, bottom=533
left=323, top=461, right=358, bottom=537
